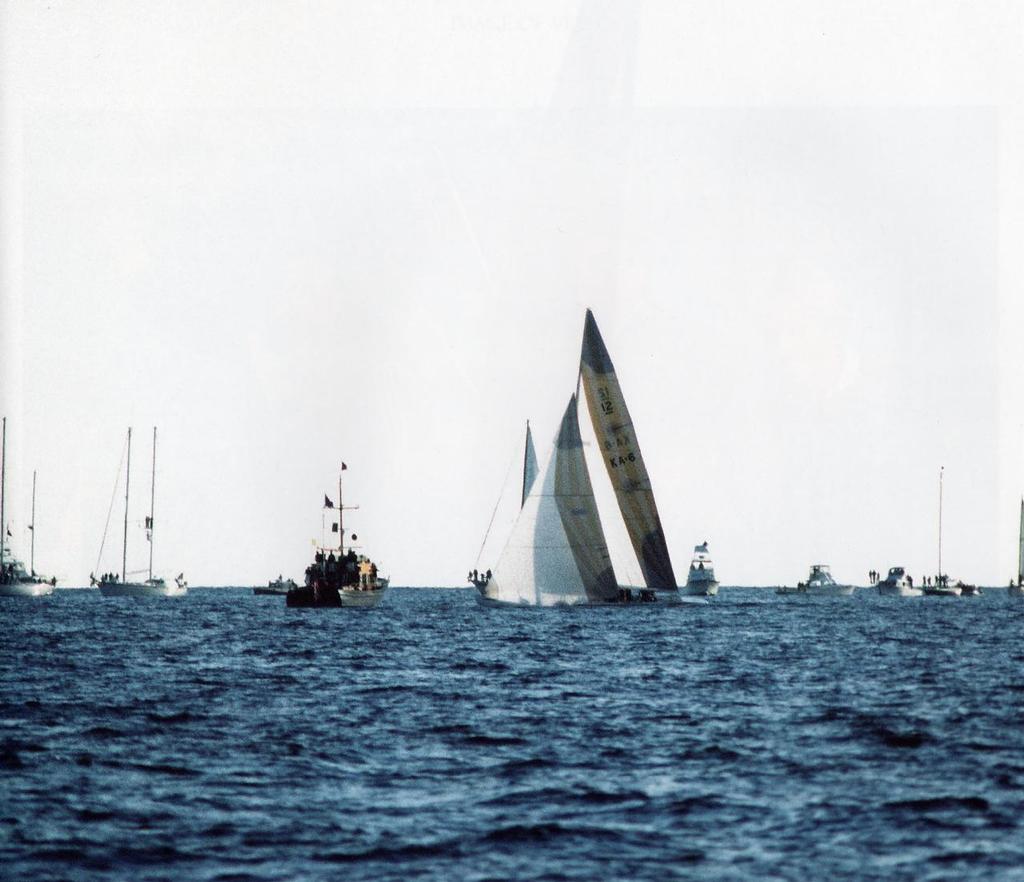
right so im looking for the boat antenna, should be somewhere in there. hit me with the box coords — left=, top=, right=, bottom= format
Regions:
left=0, top=416, right=6, bottom=570
left=938, top=465, right=944, bottom=580
left=148, top=427, right=156, bottom=582
left=30, top=470, right=36, bottom=575
left=123, top=427, right=132, bottom=584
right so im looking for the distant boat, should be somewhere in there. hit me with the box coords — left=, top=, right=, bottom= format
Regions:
left=475, top=310, right=680, bottom=606
left=254, top=576, right=297, bottom=595
left=0, top=417, right=56, bottom=597
left=682, top=542, right=719, bottom=596
left=923, top=466, right=973, bottom=596
left=876, top=566, right=921, bottom=597
left=94, top=428, right=187, bottom=598
left=776, top=564, right=854, bottom=596
left=286, top=464, right=387, bottom=608
left=1010, top=498, right=1023, bottom=597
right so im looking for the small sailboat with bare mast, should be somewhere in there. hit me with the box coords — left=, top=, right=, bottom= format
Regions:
left=0, top=417, right=57, bottom=597
left=94, top=427, right=187, bottom=598
left=1010, top=498, right=1023, bottom=597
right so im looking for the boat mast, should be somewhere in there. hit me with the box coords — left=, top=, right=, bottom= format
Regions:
left=338, top=466, right=344, bottom=556
left=148, top=427, right=156, bottom=582
left=521, top=420, right=530, bottom=508
left=1018, top=497, right=1023, bottom=586
left=30, top=470, right=36, bottom=575
left=0, top=416, right=5, bottom=570
left=938, top=466, right=944, bottom=580
left=122, top=428, right=132, bottom=583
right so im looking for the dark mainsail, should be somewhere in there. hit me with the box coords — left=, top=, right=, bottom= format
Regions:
left=579, top=309, right=678, bottom=590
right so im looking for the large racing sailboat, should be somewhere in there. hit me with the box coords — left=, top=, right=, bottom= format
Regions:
left=0, top=417, right=57, bottom=597
left=94, top=427, right=187, bottom=598
left=475, top=310, right=681, bottom=606
left=1010, top=498, right=1023, bottom=597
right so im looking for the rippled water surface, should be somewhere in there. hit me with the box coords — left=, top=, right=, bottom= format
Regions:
left=2, top=587, right=1024, bottom=881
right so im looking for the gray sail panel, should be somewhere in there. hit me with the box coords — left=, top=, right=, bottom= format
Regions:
left=522, top=422, right=539, bottom=508
left=553, top=395, right=619, bottom=602
left=579, top=309, right=677, bottom=590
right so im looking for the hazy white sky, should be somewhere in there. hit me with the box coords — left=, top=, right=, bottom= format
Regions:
left=1, top=1, right=1022, bottom=586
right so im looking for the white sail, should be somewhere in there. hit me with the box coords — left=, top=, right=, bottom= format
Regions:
left=522, top=421, right=539, bottom=508
left=579, top=309, right=678, bottom=590
left=488, top=396, right=617, bottom=605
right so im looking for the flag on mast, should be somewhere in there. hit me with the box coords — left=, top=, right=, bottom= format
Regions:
left=324, top=495, right=335, bottom=509
left=341, top=462, right=347, bottom=471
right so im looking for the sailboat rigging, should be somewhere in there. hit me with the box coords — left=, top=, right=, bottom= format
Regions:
left=94, top=427, right=187, bottom=598
left=0, top=417, right=57, bottom=597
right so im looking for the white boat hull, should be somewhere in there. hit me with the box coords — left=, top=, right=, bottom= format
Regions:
left=922, top=586, right=960, bottom=597
left=778, top=584, right=855, bottom=596
left=98, top=581, right=187, bottom=598
left=338, top=587, right=386, bottom=608
left=877, top=583, right=923, bottom=597
left=682, top=581, right=719, bottom=596
left=475, top=587, right=685, bottom=607
left=0, top=580, right=55, bottom=597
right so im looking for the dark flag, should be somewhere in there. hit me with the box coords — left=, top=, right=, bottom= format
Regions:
left=341, top=462, right=347, bottom=471
left=331, top=522, right=339, bottom=533
left=324, top=495, right=335, bottom=509
left=5, top=525, right=10, bottom=537
left=145, top=516, right=153, bottom=529
left=27, top=524, right=33, bottom=531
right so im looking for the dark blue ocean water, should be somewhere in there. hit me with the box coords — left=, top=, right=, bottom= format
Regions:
left=2, top=587, right=1023, bottom=882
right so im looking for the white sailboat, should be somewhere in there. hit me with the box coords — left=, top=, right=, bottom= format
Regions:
left=0, top=417, right=57, bottom=597
left=477, top=310, right=681, bottom=607
left=922, top=467, right=977, bottom=596
left=1010, top=498, right=1023, bottom=597
left=95, top=427, right=187, bottom=598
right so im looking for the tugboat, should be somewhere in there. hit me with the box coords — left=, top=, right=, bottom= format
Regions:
left=286, top=464, right=387, bottom=608
left=682, top=541, right=719, bottom=596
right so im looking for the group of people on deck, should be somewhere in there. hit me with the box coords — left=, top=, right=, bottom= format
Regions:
left=305, top=547, right=378, bottom=591
left=468, top=568, right=492, bottom=586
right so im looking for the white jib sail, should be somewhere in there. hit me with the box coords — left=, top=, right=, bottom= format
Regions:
left=489, top=396, right=617, bottom=605
left=522, top=421, right=539, bottom=508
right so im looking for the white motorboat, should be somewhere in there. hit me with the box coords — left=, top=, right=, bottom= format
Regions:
left=777, top=564, right=854, bottom=596
left=0, top=417, right=57, bottom=597
left=95, top=427, right=187, bottom=599
left=475, top=310, right=681, bottom=607
left=254, top=575, right=298, bottom=595
left=682, top=541, right=719, bottom=596
left=877, top=566, right=922, bottom=597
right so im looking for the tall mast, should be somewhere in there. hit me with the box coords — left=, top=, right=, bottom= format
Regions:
left=123, top=428, right=132, bottom=583
left=30, top=470, right=36, bottom=574
left=938, top=466, right=944, bottom=579
left=338, top=466, right=344, bottom=556
left=521, top=420, right=530, bottom=508
left=148, top=427, right=156, bottom=582
left=0, top=416, right=6, bottom=570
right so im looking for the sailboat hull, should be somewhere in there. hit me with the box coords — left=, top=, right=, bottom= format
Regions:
left=98, top=581, right=187, bottom=598
left=0, top=580, right=55, bottom=597
left=475, top=587, right=684, bottom=607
